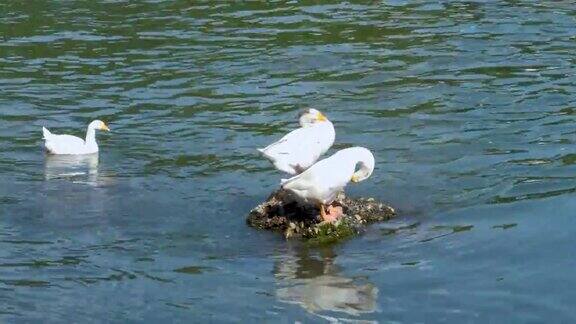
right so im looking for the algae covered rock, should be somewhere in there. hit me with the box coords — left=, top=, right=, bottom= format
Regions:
left=247, top=190, right=396, bottom=243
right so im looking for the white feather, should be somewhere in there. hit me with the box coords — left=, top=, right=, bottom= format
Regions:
left=259, top=121, right=335, bottom=174
left=42, top=120, right=108, bottom=155
left=281, top=147, right=375, bottom=205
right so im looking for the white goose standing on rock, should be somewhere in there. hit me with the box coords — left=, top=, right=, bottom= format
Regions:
left=258, top=109, right=335, bottom=175
left=42, top=120, right=110, bottom=155
left=281, top=147, right=375, bottom=223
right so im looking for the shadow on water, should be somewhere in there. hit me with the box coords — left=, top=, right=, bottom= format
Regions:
left=274, top=245, right=378, bottom=321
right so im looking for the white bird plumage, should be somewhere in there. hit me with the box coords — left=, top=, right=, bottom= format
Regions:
left=42, top=120, right=110, bottom=155
left=280, top=147, right=375, bottom=220
left=258, top=109, right=335, bottom=175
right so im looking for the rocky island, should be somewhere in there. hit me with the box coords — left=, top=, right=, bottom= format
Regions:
left=247, top=190, right=396, bottom=244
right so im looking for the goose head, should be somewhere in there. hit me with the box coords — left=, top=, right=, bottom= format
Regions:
left=349, top=147, right=375, bottom=183
left=299, top=108, right=328, bottom=127
left=88, top=120, right=110, bottom=132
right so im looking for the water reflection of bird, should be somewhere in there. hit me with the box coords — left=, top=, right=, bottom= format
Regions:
left=281, top=147, right=375, bottom=222
left=258, top=109, right=335, bottom=175
left=42, top=120, right=110, bottom=155
left=44, top=154, right=100, bottom=185
left=274, top=245, right=378, bottom=320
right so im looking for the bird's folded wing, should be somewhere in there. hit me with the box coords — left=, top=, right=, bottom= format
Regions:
left=260, top=126, right=318, bottom=155
left=45, top=134, right=86, bottom=146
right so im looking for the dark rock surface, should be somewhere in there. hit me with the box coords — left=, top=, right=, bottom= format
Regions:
left=247, top=190, right=396, bottom=244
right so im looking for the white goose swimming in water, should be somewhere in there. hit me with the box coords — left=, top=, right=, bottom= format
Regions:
left=281, top=147, right=375, bottom=222
left=42, top=120, right=110, bottom=155
left=258, top=109, right=335, bottom=175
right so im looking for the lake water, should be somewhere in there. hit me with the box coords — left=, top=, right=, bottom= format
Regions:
left=1, top=1, right=575, bottom=322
